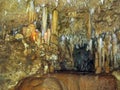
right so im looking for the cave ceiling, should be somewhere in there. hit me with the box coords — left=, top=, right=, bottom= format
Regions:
left=0, top=0, right=119, bottom=33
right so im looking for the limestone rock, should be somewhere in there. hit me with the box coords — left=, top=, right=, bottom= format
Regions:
left=15, top=73, right=117, bottom=90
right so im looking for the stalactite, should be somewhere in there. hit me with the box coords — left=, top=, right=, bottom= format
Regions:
left=55, top=0, right=59, bottom=7
left=26, top=0, right=36, bottom=23
left=69, top=36, right=74, bottom=53
left=44, top=31, right=48, bottom=43
left=87, top=13, right=92, bottom=40
left=49, top=13, right=52, bottom=28
left=96, top=37, right=103, bottom=74
left=95, top=52, right=99, bottom=73
left=112, top=33, right=118, bottom=68
left=104, top=34, right=111, bottom=73
left=116, top=31, right=120, bottom=42
left=47, top=28, right=51, bottom=45
left=98, top=37, right=102, bottom=67
left=42, top=6, right=48, bottom=36
left=43, top=28, right=51, bottom=45
left=50, top=9, right=59, bottom=64
left=88, top=39, right=92, bottom=52
left=100, top=0, right=104, bottom=4
left=102, top=35, right=111, bottom=72
left=101, top=42, right=105, bottom=68
left=90, top=8, right=95, bottom=15
left=52, top=9, right=58, bottom=35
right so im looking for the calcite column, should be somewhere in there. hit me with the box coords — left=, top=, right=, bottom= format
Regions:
left=50, top=9, right=59, bottom=69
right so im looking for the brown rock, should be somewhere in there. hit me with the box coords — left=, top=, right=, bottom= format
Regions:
left=15, top=73, right=117, bottom=90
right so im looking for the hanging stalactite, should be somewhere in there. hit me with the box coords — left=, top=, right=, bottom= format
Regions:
left=52, top=9, right=58, bottom=35
left=42, top=6, right=48, bottom=37
left=87, top=13, right=92, bottom=40
left=26, top=0, right=36, bottom=23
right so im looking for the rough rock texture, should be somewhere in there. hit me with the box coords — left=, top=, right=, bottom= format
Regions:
left=0, top=25, right=59, bottom=90
left=0, top=0, right=119, bottom=30
left=15, top=73, right=117, bottom=90
left=0, top=0, right=120, bottom=90
left=0, top=39, right=43, bottom=90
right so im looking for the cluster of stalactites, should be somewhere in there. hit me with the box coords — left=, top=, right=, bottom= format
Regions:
left=59, top=26, right=120, bottom=73
left=87, top=29, right=120, bottom=74
left=26, top=0, right=59, bottom=44
left=15, top=7, right=59, bottom=74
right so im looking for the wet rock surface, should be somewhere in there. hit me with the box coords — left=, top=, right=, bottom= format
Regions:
left=15, top=73, right=117, bottom=90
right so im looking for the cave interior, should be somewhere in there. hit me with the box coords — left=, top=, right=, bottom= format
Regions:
left=0, top=0, right=120, bottom=90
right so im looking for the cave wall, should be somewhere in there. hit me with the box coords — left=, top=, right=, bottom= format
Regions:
left=0, top=0, right=119, bottom=30
left=0, top=0, right=120, bottom=90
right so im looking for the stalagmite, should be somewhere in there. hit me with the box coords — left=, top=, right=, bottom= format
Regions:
left=42, top=6, right=48, bottom=36
left=52, top=9, right=58, bottom=35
